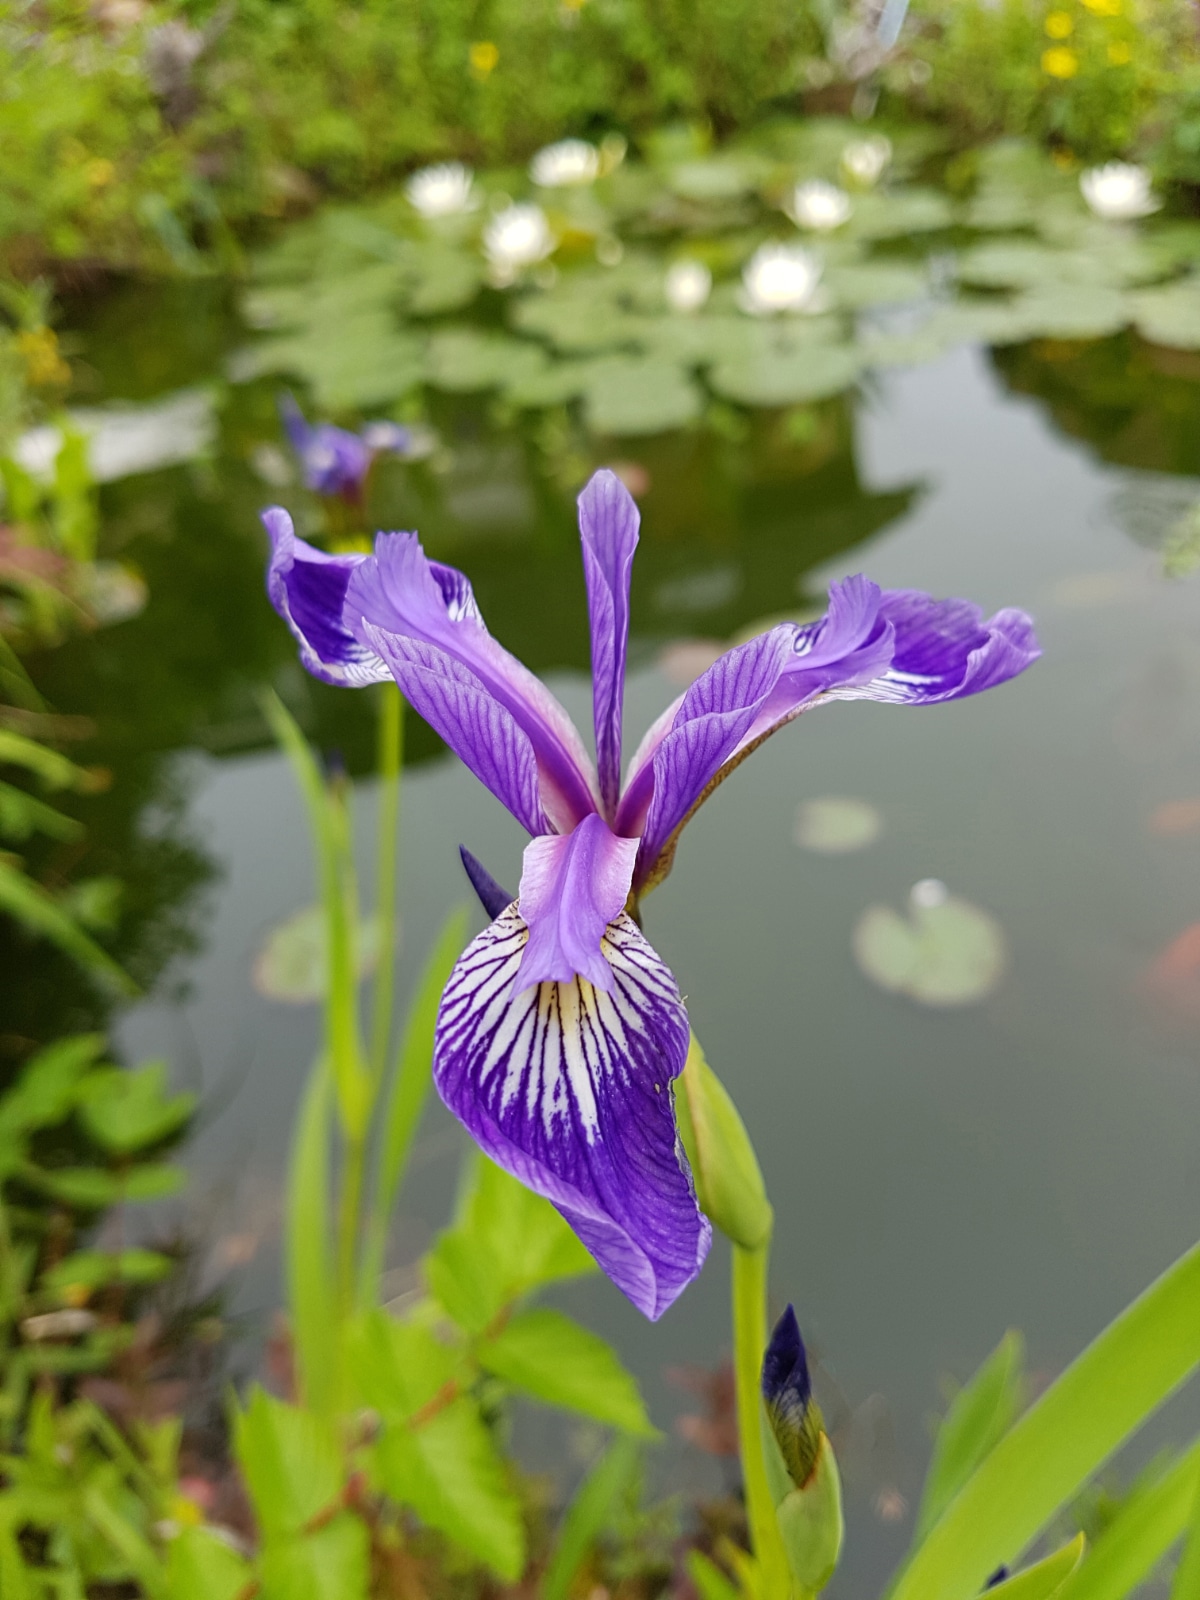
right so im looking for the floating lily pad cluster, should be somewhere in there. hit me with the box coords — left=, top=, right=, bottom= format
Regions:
left=232, top=122, right=1200, bottom=436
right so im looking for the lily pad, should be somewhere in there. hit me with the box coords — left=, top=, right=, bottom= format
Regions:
left=853, top=887, right=1006, bottom=1007
left=583, top=356, right=703, bottom=435
left=501, top=352, right=598, bottom=408
left=708, top=342, right=861, bottom=406
left=825, top=262, right=928, bottom=310
left=247, top=318, right=426, bottom=408
left=667, top=157, right=761, bottom=202
left=794, top=797, right=882, bottom=854
left=1129, top=281, right=1200, bottom=350
left=1010, top=284, right=1129, bottom=341
left=253, top=904, right=382, bottom=1004
left=426, top=329, right=533, bottom=392
left=848, top=189, right=955, bottom=241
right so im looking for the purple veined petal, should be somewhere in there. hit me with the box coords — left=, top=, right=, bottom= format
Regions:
left=434, top=904, right=711, bottom=1319
left=360, top=620, right=547, bottom=836
left=578, top=471, right=639, bottom=822
left=516, top=813, right=640, bottom=993
left=263, top=507, right=391, bottom=688
left=279, top=394, right=372, bottom=499
left=632, top=626, right=798, bottom=883
left=347, top=533, right=600, bottom=832
left=613, top=691, right=685, bottom=841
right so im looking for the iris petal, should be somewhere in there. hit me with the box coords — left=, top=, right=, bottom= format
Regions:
left=434, top=905, right=711, bottom=1320
left=263, top=507, right=391, bottom=688
left=516, top=814, right=639, bottom=993
left=579, top=470, right=639, bottom=821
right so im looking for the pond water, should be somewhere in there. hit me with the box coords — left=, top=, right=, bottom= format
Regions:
left=11, top=272, right=1200, bottom=1593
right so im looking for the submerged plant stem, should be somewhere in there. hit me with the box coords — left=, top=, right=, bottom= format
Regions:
left=732, top=1238, right=794, bottom=1599
left=369, top=684, right=404, bottom=1083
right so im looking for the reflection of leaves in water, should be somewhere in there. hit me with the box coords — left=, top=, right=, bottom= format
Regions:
left=794, top=797, right=882, bottom=855
left=1163, top=501, right=1200, bottom=578
left=253, top=904, right=382, bottom=1004
left=1106, top=474, right=1200, bottom=553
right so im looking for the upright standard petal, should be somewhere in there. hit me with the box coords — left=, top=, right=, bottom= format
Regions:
left=434, top=905, right=711, bottom=1319
left=516, top=814, right=639, bottom=993
left=263, top=507, right=391, bottom=688
left=346, top=533, right=600, bottom=832
left=578, top=471, right=639, bottom=821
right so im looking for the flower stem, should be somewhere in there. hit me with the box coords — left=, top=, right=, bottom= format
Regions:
left=369, top=684, right=404, bottom=1084
left=732, top=1237, right=793, bottom=1599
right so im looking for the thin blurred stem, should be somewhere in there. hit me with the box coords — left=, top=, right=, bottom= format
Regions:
left=369, top=684, right=404, bottom=1083
left=732, top=1238, right=793, bottom=1600
left=337, top=1130, right=366, bottom=1312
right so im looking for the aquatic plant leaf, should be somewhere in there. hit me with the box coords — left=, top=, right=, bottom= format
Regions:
left=502, top=353, right=598, bottom=407
left=479, top=1308, right=655, bottom=1434
left=1129, top=282, right=1200, bottom=351
left=668, top=157, right=761, bottom=202
left=888, top=1239, right=1200, bottom=1600
left=167, top=1527, right=252, bottom=1600
left=709, top=342, right=861, bottom=406
left=1056, top=1444, right=1200, bottom=1600
left=235, top=1387, right=343, bottom=1536
left=794, top=796, right=882, bottom=854
left=542, top=1436, right=642, bottom=1600
left=984, top=1536, right=1084, bottom=1599
left=825, top=262, right=927, bottom=310
left=918, top=1332, right=1027, bottom=1538
left=372, top=1398, right=526, bottom=1580
left=425, top=1153, right=595, bottom=1334
left=955, top=243, right=1106, bottom=292
left=425, top=328, right=530, bottom=392
left=77, top=1062, right=194, bottom=1154
left=583, top=356, right=703, bottom=434
left=1010, top=286, right=1129, bottom=342
left=511, top=290, right=648, bottom=354
left=253, top=903, right=381, bottom=1004
left=854, top=892, right=1006, bottom=1007
left=403, top=241, right=484, bottom=314
left=848, top=189, right=955, bottom=240
left=246, top=319, right=425, bottom=409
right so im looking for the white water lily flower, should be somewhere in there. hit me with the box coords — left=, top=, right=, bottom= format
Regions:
left=841, top=134, right=892, bottom=188
left=786, top=178, right=853, bottom=231
left=483, top=203, right=555, bottom=282
left=405, top=162, right=477, bottom=218
left=739, top=244, right=823, bottom=315
left=530, top=138, right=601, bottom=188
left=1079, top=162, right=1161, bottom=221
left=665, top=260, right=712, bottom=313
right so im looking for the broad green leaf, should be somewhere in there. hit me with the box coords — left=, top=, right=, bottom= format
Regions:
left=708, top=343, right=861, bottom=407
left=583, top=356, right=703, bottom=435
left=1130, top=282, right=1200, bottom=352
left=0, top=1034, right=103, bottom=1134
left=344, top=1308, right=459, bottom=1420
left=122, top=1162, right=185, bottom=1201
left=1010, top=287, right=1129, bottom=342
left=1058, top=1443, right=1200, bottom=1600
left=287, top=1060, right=338, bottom=1413
left=426, top=1154, right=595, bottom=1333
left=360, top=906, right=469, bottom=1305
left=166, top=1526, right=252, bottom=1600
left=986, top=1535, right=1085, bottom=1599
left=372, top=1396, right=525, bottom=1580
left=426, top=328, right=531, bottom=392
left=258, top=1516, right=369, bottom=1600
left=854, top=889, right=1007, bottom=1008
left=479, top=1308, right=654, bottom=1435
left=233, top=1386, right=343, bottom=1537
left=0, top=856, right=134, bottom=994
left=77, top=1063, right=194, bottom=1154
left=918, top=1332, right=1027, bottom=1538
left=542, top=1436, right=642, bottom=1600
left=43, top=1248, right=173, bottom=1297
left=888, top=1239, right=1200, bottom=1600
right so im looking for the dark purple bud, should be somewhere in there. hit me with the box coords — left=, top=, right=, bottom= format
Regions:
left=985, top=1570, right=1010, bottom=1590
left=762, top=1304, right=823, bottom=1488
left=459, top=846, right=513, bottom=919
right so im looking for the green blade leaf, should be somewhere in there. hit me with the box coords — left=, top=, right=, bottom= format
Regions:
left=166, top=1527, right=252, bottom=1600
left=234, top=1386, right=343, bottom=1537
left=0, top=855, right=134, bottom=994
left=1058, top=1443, right=1200, bottom=1600
left=889, top=1240, right=1200, bottom=1600
left=478, top=1308, right=655, bottom=1436
left=287, top=1059, right=338, bottom=1414
left=372, top=1398, right=526, bottom=1581
left=685, top=1549, right=741, bottom=1600
left=917, top=1332, right=1027, bottom=1538
left=542, top=1436, right=642, bottom=1600
left=986, top=1535, right=1085, bottom=1599
left=360, top=906, right=468, bottom=1306
left=1172, top=1476, right=1200, bottom=1598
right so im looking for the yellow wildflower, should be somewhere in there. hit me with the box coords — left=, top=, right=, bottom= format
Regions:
left=85, top=157, right=115, bottom=188
left=1107, top=39, right=1132, bottom=63
left=168, top=1495, right=205, bottom=1529
left=1045, top=10, right=1074, bottom=37
left=1042, top=46, right=1079, bottom=77
left=1081, top=0, right=1121, bottom=13
left=469, top=40, right=499, bottom=80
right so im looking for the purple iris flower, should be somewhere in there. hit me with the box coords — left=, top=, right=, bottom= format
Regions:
left=263, top=469, right=1039, bottom=1319
left=280, top=393, right=412, bottom=502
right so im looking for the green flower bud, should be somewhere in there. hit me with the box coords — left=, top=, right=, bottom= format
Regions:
left=674, top=1035, right=773, bottom=1250
left=775, top=1431, right=844, bottom=1594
